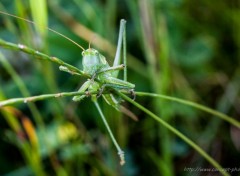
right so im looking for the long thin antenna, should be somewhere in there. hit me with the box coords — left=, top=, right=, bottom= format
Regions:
left=88, top=34, right=96, bottom=49
left=0, top=11, right=85, bottom=51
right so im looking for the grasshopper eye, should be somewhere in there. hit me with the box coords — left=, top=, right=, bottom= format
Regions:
left=82, top=51, right=85, bottom=56
left=94, top=50, right=98, bottom=55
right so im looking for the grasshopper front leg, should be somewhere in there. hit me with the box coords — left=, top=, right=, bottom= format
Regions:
left=72, top=80, right=92, bottom=102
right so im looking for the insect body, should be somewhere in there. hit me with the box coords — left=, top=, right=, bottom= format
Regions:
left=72, top=48, right=135, bottom=105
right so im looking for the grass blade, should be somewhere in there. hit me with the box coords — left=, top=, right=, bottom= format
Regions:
left=136, top=92, right=240, bottom=129
left=118, top=91, right=230, bottom=176
left=29, top=0, right=48, bottom=38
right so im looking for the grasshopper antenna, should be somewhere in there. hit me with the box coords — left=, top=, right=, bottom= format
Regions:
left=0, top=11, right=85, bottom=51
left=89, top=34, right=96, bottom=49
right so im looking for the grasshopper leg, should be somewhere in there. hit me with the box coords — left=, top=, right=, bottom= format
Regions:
left=72, top=80, right=92, bottom=102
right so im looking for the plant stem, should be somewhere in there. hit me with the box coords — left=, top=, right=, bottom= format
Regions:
left=0, top=38, right=88, bottom=77
left=117, top=92, right=230, bottom=176
left=0, top=91, right=98, bottom=107
left=135, top=92, right=240, bottom=129
left=93, top=100, right=125, bottom=165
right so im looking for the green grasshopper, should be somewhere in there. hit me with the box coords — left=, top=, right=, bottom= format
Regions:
left=68, top=20, right=135, bottom=102
left=0, top=11, right=136, bottom=165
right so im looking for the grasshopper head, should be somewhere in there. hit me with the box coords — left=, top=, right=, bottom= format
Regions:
left=82, top=48, right=105, bottom=74
left=82, top=48, right=100, bottom=65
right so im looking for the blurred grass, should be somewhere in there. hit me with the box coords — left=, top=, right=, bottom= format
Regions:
left=0, top=0, right=239, bottom=176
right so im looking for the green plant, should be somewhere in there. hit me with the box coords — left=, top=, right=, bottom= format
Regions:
left=0, top=1, right=239, bottom=176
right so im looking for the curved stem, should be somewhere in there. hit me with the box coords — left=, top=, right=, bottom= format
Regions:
left=117, top=92, right=229, bottom=176
left=135, top=92, right=240, bottom=129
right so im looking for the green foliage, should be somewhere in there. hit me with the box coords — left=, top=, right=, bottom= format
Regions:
left=0, top=0, right=239, bottom=176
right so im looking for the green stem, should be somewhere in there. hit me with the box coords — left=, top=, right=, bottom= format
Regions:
left=0, top=90, right=130, bottom=108
left=0, top=38, right=88, bottom=77
left=135, top=92, right=240, bottom=129
left=0, top=91, right=98, bottom=107
left=93, top=100, right=125, bottom=165
left=117, top=92, right=230, bottom=176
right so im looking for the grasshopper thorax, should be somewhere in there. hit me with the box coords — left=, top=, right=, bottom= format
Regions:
left=82, top=48, right=108, bottom=75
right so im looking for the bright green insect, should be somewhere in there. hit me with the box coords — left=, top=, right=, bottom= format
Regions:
left=0, top=11, right=136, bottom=165
left=71, top=47, right=135, bottom=100
left=63, top=20, right=135, bottom=103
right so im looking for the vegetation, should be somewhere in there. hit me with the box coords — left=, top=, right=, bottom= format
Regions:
left=0, top=0, right=239, bottom=176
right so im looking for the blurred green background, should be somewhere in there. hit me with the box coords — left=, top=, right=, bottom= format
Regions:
left=0, top=0, right=239, bottom=176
